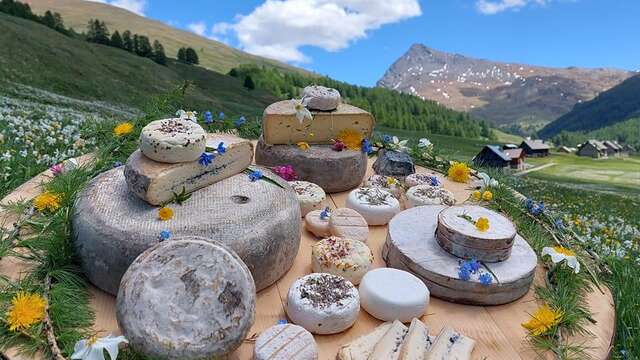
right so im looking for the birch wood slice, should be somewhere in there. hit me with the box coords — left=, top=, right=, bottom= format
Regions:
left=383, top=206, right=537, bottom=305
left=73, top=166, right=300, bottom=295
left=255, top=137, right=367, bottom=193
left=437, top=205, right=517, bottom=262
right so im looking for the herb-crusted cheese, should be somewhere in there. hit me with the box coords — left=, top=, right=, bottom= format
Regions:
left=345, top=187, right=401, bottom=226
left=125, top=134, right=253, bottom=206
left=406, top=185, right=455, bottom=208
left=140, top=118, right=206, bottom=163
left=262, top=100, right=374, bottom=145
left=311, top=237, right=373, bottom=285
left=253, top=323, right=318, bottom=360
left=289, top=181, right=326, bottom=217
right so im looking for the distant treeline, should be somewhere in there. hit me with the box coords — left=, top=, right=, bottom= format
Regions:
left=230, top=65, right=494, bottom=139
left=551, top=118, right=640, bottom=149
left=0, top=0, right=70, bottom=35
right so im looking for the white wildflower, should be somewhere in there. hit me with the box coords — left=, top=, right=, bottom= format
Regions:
left=542, top=246, right=580, bottom=273
left=292, top=99, right=312, bottom=124
left=71, top=335, right=128, bottom=360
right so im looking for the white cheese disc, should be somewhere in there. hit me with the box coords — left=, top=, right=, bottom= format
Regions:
left=254, top=323, right=318, bottom=360
left=116, top=237, right=255, bottom=359
left=345, top=187, right=401, bottom=226
left=289, top=180, right=326, bottom=217
left=328, top=207, right=369, bottom=243
left=302, top=85, right=341, bottom=111
left=140, top=118, right=206, bottom=163
left=406, top=185, right=455, bottom=208
left=365, top=174, right=403, bottom=198
left=311, top=237, right=373, bottom=285
left=399, top=318, right=432, bottom=360
left=368, top=320, right=409, bottom=360
left=405, top=173, right=440, bottom=188
left=286, top=273, right=360, bottom=334
left=359, top=268, right=429, bottom=322
left=336, top=322, right=393, bottom=360
left=305, top=209, right=331, bottom=238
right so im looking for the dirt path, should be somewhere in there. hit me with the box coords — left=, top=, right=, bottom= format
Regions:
left=514, top=162, right=556, bottom=176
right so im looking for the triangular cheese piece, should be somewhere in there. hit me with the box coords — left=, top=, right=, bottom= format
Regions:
left=368, top=320, right=409, bottom=360
left=399, top=318, right=431, bottom=360
left=425, top=327, right=475, bottom=360
left=336, top=322, right=392, bottom=360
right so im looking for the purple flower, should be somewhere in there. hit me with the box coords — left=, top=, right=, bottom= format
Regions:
left=204, top=111, right=213, bottom=124
left=248, top=169, right=263, bottom=182
left=199, top=152, right=214, bottom=166
left=479, top=273, right=493, bottom=286
left=159, top=230, right=171, bottom=241
left=50, top=163, right=64, bottom=176
left=217, top=142, right=226, bottom=154
left=272, top=165, right=297, bottom=181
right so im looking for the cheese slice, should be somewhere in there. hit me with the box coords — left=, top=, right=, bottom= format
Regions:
left=399, top=318, right=431, bottom=360
left=262, top=100, right=375, bottom=145
left=124, top=134, right=253, bottom=205
left=369, top=320, right=409, bottom=360
left=426, top=327, right=475, bottom=360
left=336, top=322, right=393, bottom=360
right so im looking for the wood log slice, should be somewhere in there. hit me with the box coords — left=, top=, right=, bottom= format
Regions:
left=73, top=167, right=300, bottom=295
left=436, top=205, right=517, bottom=262
left=383, top=206, right=537, bottom=305
left=255, top=137, right=367, bottom=193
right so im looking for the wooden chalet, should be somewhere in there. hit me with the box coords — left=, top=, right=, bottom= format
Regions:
left=603, top=141, right=623, bottom=157
left=519, top=140, right=550, bottom=157
left=577, top=140, right=608, bottom=158
left=472, top=145, right=511, bottom=169
left=503, top=148, right=526, bottom=170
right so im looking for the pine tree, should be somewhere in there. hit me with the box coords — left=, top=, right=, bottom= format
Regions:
left=136, top=35, right=153, bottom=57
left=228, top=68, right=239, bottom=77
left=87, top=19, right=110, bottom=45
left=133, top=34, right=140, bottom=54
left=41, top=10, right=56, bottom=28
left=177, top=47, right=187, bottom=62
left=122, top=30, right=133, bottom=51
left=152, top=40, right=167, bottom=65
left=243, top=75, right=255, bottom=90
left=185, top=47, right=199, bottom=65
left=110, top=30, right=124, bottom=49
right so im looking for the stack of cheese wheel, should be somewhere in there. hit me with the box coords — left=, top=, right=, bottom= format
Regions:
left=345, top=187, right=400, bottom=226
left=311, top=236, right=373, bottom=285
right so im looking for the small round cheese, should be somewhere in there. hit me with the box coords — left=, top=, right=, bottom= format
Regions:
left=302, top=85, right=341, bottom=111
left=406, top=185, right=455, bottom=208
left=359, top=268, right=429, bottom=322
left=405, top=173, right=440, bottom=188
left=140, top=118, right=207, bottom=163
left=286, top=273, right=359, bottom=334
left=305, top=209, right=331, bottom=238
left=311, top=237, right=373, bottom=285
left=254, top=323, right=318, bottom=360
left=364, top=174, right=403, bottom=198
left=345, top=187, right=401, bottom=226
left=290, top=181, right=326, bottom=217
left=328, top=208, right=369, bottom=243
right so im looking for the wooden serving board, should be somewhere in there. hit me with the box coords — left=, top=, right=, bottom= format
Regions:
left=0, top=156, right=616, bottom=360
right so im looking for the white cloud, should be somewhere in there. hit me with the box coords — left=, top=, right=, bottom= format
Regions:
left=85, top=0, right=147, bottom=16
left=475, top=0, right=548, bottom=15
left=209, top=0, right=422, bottom=63
left=187, top=21, right=207, bottom=36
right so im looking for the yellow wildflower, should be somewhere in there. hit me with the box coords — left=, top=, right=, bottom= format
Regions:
left=297, top=142, right=311, bottom=151
left=472, top=190, right=481, bottom=201
left=521, top=304, right=563, bottom=336
left=475, top=217, right=490, bottom=232
left=6, top=292, right=46, bottom=331
left=482, top=190, right=493, bottom=201
left=33, top=192, right=61, bottom=213
left=158, top=207, right=174, bottom=221
left=386, top=177, right=399, bottom=186
left=448, top=162, right=470, bottom=183
left=113, top=122, right=134, bottom=137
left=336, top=129, right=364, bottom=151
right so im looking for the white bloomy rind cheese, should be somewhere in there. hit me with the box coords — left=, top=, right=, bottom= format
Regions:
left=305, top=210, right=331, bottom=238
left=359, top=268, right=430, bottom=322
left=365, top=174, right=403, bottom=198
left=140, top=118, right=206, bottom=163
left=336, top=322, right=393, bottom=360
left=328, top=208, right=369, bottom=243
left=286, top=273, right=360, bottom=334
left=262, top=100, right=375, bottom=145
left=399, top=318, right=432, bottom=360
left=406, top=185, right=456, bottom=208
left=369, top=320, right=409, bottom=360
left=311, top=237, right=373, bottom=285
left=426, top=327, right=475, bottom=360
left=125, top=135, right=253, bottom=206
left=346, top=187, right=401, bottom=226
left=289, top=181, right=326, bottom=217
left=302, top=85, right=341, bottom=111
left=405, top=173, right=438, bottom=188
left=253, top=323, right=318, bottom=360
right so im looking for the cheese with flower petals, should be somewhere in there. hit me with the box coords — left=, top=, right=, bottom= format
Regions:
left=262, top=100, right=374, bottom=145
left=289, top=181, right=326, bottom=217
left=125, top=134, right=253, bottom=205
left=311, top=236, right=373, bottom=285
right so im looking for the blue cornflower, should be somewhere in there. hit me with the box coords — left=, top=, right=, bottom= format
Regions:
left=320, top=207, right=331, bottom=220
left=248, top=169, right=263, bottom=182
left=467, top=259, right=481, bottom=272
left=554, top=218, right=564, bottom=230
left=159, top=230, right=171, bottom=241
left=479, top=273, right=493, bottom=286
left=235, top=116, right=247, bottom=127
left=383, top=134, right=392, bottom=143
left=458, top=267, right=471, bottom=281
left=430, top=176, right=440, bottom=187
left=113, top=161, right=123, bottom=168
left=217, top=142, right=226, bottom=154
left=218, top=111, right=225, bottom=120
left=277, top=319, right=287, bottom=325
left=204, top=111, right=213, bottom=124
left=525, top=198, right=534, bottom=210
left=199, top=152, right=214, bottom=166
left=361, top=138, right=373, bottom=154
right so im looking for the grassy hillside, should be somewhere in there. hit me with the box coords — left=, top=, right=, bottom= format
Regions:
left=0, top=12, right=277, bottom=115
left=24, top=0, right=303, bottom=75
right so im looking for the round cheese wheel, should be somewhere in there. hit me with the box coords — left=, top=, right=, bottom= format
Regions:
left=405, top=173, right=440, bottom=188
left=359, top=268, right=429, bottom=322
left=345, top=187, right=401, bottom=226
left=406, top=185, right=455, bottom=208
left=364, top=174, right=403, bottom=198
left=302, top=85, right=341, bottom=111
left=305, top=209, right=332, bottom=238
left=73, top=167, right=300, bottom=295
left=328, top=208, right=369, bottom=243
left=286, top=273, right=360, bottom=334
left=290, top=181, right=326, bottom=217
left=116, top=237, right=255, bottom=359
left=254, top=323, right=318, bottom=360
left=140, top=118, right=206, bottom=163
left=311, top=237, right=373, bottom=285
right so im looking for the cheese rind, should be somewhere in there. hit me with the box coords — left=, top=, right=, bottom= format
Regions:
left=345, top=187, right=401, bottom=226
left=369, top=320, right=409, bottom=360
left=289, top=181, right=326, bottom=217
left=262, top=100, right=374, bottom=145
left=125, top=135, right=253, bottom=205
left=328, top=208, right=369, bottom=243
left=426, top=327, right=475, bottom=360
left=140, top=118, right=206, bottom=163
left=311, top=237, right=373, bottom=285
left=399, top=318, right=431, bottom=360
left=305, top=209, right=331, bottom=237
left=253, top=323, right=318, bottom=360
left=336, top=322, right=393, bottom=360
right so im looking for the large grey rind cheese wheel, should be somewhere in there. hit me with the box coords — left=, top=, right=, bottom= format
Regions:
left=73, top=167, right=300, bottom=295
left=255, top=137, right=367, bottom=193
left=382, top=205, right=537, bottom=305
left=116, top=237, right=256, bottom=359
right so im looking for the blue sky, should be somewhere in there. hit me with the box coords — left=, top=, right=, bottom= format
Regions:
left=116, top=0, right=639, bottom=86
